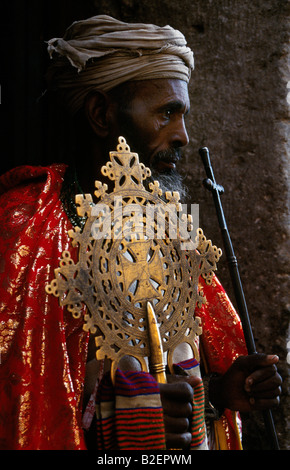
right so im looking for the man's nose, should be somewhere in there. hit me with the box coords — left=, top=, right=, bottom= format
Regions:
left=170, top=117, right=189, bottom=148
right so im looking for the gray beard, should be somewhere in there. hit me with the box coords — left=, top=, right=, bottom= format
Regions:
left=149, top=168, right=188, bottom=201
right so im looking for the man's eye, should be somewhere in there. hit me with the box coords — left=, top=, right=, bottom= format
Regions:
left=164, top=109, right=172, bottom=118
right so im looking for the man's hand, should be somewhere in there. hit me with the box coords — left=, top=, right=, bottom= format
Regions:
left=159, top=375, right=201, bottom=449
left=209, top=354, right=282, bottom=413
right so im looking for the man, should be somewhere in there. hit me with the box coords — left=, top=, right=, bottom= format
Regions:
left=0, top=15, right=281, bottom=450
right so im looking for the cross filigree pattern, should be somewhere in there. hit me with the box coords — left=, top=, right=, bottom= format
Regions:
left=46, top=137, right=222, bottom=377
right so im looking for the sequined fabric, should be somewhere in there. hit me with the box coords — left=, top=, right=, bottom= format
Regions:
left=197, top=275, right=248, bottom=449
left=0, top=165, right=89, bottom=450
left=198, top=275, right=247, bottom=374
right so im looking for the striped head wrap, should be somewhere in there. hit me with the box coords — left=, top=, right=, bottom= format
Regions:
left=46, top=15, right=194, bottom=115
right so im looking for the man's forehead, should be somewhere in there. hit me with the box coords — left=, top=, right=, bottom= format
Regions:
left=129, top=78, right=190, bottom=109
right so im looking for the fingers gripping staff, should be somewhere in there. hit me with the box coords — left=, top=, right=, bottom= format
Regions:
left=46, top=137, right=222, bottom=382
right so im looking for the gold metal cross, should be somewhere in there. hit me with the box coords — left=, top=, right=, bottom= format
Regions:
left=46, top=137, right=222, bottom=382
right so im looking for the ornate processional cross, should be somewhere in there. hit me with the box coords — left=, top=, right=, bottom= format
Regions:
left=46, top=137, right=222, bottom=382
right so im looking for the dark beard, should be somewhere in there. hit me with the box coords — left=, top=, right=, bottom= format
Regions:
left=149, top=167, right=188, bottom=201
left=116, top=113, right=188, bottom=200
left=148, top=148, right=188, bottom=201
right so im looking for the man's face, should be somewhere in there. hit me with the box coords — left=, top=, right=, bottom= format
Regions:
left=112, top=79, right=190, bottom=197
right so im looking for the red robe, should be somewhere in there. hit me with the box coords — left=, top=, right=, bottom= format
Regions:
left=0, top=165, right=89, bottom=450
left=0, top=165, right=247, bottom=450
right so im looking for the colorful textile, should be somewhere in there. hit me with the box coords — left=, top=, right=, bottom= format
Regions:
left=198, top=275, right=247, bottom=375
left=197, top=275, right=248, bottom=449
left=0, top=165, right=247, bottom=450
left=96, top=370, right=166, bottom=450
left=0, top=165, right=89, bottom=450
left=95, top=358, right=207, bottom=451
left=179, top=359, right=206, bottom=449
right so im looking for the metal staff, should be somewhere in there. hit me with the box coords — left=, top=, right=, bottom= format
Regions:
left=199, top=147, right=279, bottom=450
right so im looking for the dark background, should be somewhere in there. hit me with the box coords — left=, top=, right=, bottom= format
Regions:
left=0, top=0, right=289, bottom=450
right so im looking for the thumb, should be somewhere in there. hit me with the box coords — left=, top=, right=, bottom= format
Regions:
left=166, top=373, right=202, bottom=388
left=185, top=375, right=203, bottom=389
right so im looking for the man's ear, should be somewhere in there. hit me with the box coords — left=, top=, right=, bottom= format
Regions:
left=84, top=90, right=112, bottom=137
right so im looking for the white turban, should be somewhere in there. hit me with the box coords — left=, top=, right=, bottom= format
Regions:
left=46, top=15, right=194, bottom=115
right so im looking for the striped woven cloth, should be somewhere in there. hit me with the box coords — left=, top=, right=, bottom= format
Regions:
left=95, top=358, right=206, bottom=450
left=179, top=359, right=206, bottom=449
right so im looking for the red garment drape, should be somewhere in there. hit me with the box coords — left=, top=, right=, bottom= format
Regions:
left=0, top=165, right=89, bottom=450
left=197, top=275, right=248, bottom=449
